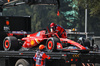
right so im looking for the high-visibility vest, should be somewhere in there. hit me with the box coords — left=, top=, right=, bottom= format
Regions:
left=33, top=51, right=50, bottom=66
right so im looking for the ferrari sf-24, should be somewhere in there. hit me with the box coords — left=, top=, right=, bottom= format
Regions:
left=3, top=29, right=89, bottom=52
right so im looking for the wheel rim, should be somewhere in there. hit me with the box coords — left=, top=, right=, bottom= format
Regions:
left=47, top=41, right=53, bottom=50
left=18, top=64, right=24, bottom=66
left=4, top=40, right=9, bottom=49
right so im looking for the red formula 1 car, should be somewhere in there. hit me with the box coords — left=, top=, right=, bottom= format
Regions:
left=3, top=29, right=89, bottom=52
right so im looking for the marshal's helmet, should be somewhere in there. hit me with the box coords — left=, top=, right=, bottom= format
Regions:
left=39, top=45, right=45, bottom=50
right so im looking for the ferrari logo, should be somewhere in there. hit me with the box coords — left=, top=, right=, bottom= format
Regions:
left=7, top=0, right=10, bottom=2
left=31, top=40, right=35, bottom=46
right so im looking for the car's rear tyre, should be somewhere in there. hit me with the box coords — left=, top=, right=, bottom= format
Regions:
left=15, top=59, right=30, bottom=66
left=84, top=39, right=90, bottom=48
left=3, top=36, right=19, bottom=51
left=46, top=37, right=60, bottom=52
left=78, top=38, right=90, bottom=48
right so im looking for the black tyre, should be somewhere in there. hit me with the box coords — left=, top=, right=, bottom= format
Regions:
left=15, top=59, right=30, bottom=66
left=84, top=39, right=90, bottom=48
left=46, top=37, right=60, bottom=52
left=78, top=38, right=90, bottom=48
left=3, top=36, right=19, bottom=51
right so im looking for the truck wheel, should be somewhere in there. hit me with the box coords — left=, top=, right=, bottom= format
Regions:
left=46, top=37, right=60, bottom=52
left=3, top=36, right=19, bottom=51
left=15, top=59, right=30, bottom=66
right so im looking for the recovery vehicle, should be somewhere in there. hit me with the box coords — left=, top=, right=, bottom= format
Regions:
left=0, top=16, right=99, bottom=66
left=0, top=0, right=99, bottom=66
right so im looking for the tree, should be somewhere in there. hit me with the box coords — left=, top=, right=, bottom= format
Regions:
left=78, top=0, right=100, bottom=17
left=77, top=0, right=100, bottom=35
left=60, top=0, right=79, bottom=28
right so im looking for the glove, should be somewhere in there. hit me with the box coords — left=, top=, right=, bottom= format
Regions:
left=33, top=57, right=36, bottom=60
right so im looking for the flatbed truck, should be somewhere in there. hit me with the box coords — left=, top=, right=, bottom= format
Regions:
left=0, top=16, right=99, bottom=66
left=0, top=1, right=99, bottom=66
left=0, top=50, right=100, bottom=66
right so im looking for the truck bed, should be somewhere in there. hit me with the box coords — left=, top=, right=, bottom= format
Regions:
left=0, top=50, right=100, bottom=63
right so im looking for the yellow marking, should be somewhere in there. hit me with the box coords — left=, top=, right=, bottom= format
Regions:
left=72, top=54, right=79, bottom=57
left=35, top=39, right=40, bottom=44
left=71, top=41, right=76, bottom=43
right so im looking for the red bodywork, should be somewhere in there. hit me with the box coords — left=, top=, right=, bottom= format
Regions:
left=21, top=30, right=87, bottom=51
